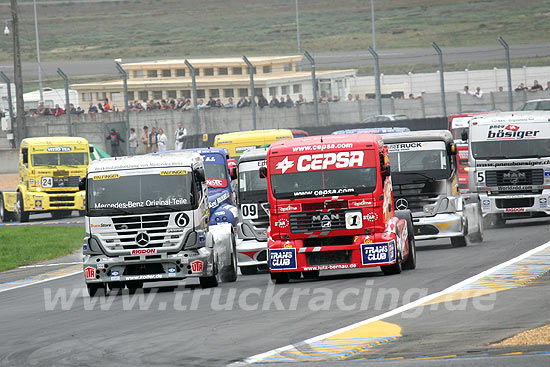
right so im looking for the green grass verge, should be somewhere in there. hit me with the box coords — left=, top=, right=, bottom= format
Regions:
left=0, top=226, right=84, bottom=272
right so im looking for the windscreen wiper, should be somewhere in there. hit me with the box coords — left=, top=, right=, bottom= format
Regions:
left=397, top=172, right=436, bottom=182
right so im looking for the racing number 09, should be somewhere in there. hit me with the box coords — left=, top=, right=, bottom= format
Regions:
left=241, top=203, right=258, bottom=219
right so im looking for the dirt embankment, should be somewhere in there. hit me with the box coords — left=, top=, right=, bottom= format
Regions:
left=0, top=174, right=19, bottom=191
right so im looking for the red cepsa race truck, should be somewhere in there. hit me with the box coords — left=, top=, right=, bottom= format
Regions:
left=261, top=134, right=416, bottom=283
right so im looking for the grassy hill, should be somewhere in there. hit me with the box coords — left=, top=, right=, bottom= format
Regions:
left=0, top=0, right=547, bottom=64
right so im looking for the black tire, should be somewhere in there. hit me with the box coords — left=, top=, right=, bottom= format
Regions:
left=0, top=195, right=13, bottom=222
left=17, top=192, right=29, bottom=223
left=220, top=238, right=238, bottom=283
left=240, top=266, right=258, bottom=275
left=270, top=271, right=290, bottom=284
left=469, top=212, right=484, bottom=243
left=302, top=270, right=320, bottom=279
left=451, top=236, right=468, bottom=247
left=108, top=282, right=125, bottom=294
left=381, top=252, right=402, bottom=275
left=127, top=281, right=143, bottom=294
left=483, top=214, right=506, bottom=228
left=87, top=283, right=106, bottom=297
left=199, top=275, right=219, bottom=288
left=395, top=210, right=416, bottom=270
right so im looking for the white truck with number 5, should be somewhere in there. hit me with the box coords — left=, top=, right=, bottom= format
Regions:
left=82, top=153, right=237, bottom=296
left=466, top=111, right=550, bottom=225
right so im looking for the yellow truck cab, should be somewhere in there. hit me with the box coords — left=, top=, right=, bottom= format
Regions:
left=0, top=136, right=91, bottom=222
left=214, top=129, right=294, bottom=159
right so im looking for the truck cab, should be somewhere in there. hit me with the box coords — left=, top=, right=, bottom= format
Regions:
left=181, top=148, right=238, bottom=228
left=382, top=130, right=483, bottom=247
left=236, top=148, right=269, bottom=275
left=467, top=112, right=550, bottom=225
left=82, top=152, right=237, bottom=296
left=0, top=137, right=90, bottom=223
left=264, top=134, right=416, bottom=283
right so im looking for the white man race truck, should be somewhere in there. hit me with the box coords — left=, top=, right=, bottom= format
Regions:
left=466, top=111, right=550, bottom=225
left=82, top=152, right=237, bottom=296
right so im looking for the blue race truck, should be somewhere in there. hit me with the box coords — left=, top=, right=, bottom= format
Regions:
left=182, top=148, right=239, bottom=228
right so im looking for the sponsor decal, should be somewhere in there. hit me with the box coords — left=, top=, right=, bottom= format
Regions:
left=540, top=197, right=548, bottom=209
left=387, top=141, right=445, bottom=152
left=458, top=150, right=469, bottom=159
left=84, top=266, right=96, bottom=280
left=487, top=124, right=539, bottom=139
left=274, top=151, right=365, bottom=174
left=94, top=197, right=188, bottom=210
left=175, top=212, right=190, bottom=227
left=269, top=248, right=297, bottom=270
left=198, top=234, right=205, bottom=244
left=503, top=171, right=526, bottom=185
left=302, top=264, right=357, bottom=271
left=206, top=178, right=228, bottom=188
left=482, top=199, right=491, bottom=209
left=364, top=212, right=378, bottom=222
left=350, top=199, right=373, bottom=208
left=277, top=204, right=301, bottom=213
left=505, top=207, right=526, bottom=213
left=181, top=258, right=189, bottom=264
left=34, top=199, right=42, bottom=209
left=545, top=170, right=550, bottom=177
left=274, top=218, right=289, bottom=228
left=361, top=242, right=393, bottom=265
left=125, top=274, right=163, bottom=281
left=97, top=263, right=105, bottom=270
left=291, top=142, right=354, bottom=153
left=91, top=223, right=112, bottom=229
left=236, top=145, right=257, bottom=154
left=497, top=185, right=533, bottom=191
left=283, top=243, right=293, bottom=248
left=130, top=248, right=157, bottom=256
left=191, top=260, right=203, bottom=273
left=160, top=170, right=188, bottom=175
left=47, top=146, right=72, bottom=152
left=111, top=270, right=120, bottom=281
left=209, top=191, right=230, bottom=208
left=167, top=229, right=184, bottom=233
left=83, top=244, right=88, bottom=251
left=92, top=174, right=120, bottom=180
left=168, top=267, right=177, bottom=277
left=345, top=211, right=363, bottom=229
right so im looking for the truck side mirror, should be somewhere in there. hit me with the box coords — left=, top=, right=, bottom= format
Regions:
left=89, top=145, right=95, bottom=153
left=79, top=177, right=86, bottom=191
left=229, top=167, right=238, bottom=180
left=381, top=165, right=391, bottom=179
left=21, top=147, right=28, bottom=165
left=195, top=167, right=206, bottom=182
left=259, top=166, right=267, bottom=179
left=461, top=131, right=468, bottom=141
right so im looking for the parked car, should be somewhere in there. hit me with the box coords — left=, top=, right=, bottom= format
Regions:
left=519, top=99, right=550, bottom=111
left=363, top=114, right=409, bottom=123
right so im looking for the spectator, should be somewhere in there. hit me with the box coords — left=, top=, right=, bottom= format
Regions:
left=98, top=102, right=105, bottom=112
left=206, top=97, right=217, bottom=108
left=279, top=96, right=286, bottom=107
left=546, top=81, right=550, bottom=91
left=258, top=95, right=268, bottom=108
left=408, top=93, right=415, bottom=99
left=176, top=98, right=185, bottom=110
left=158, top=128, right=168, bottom=152
left=355, top=94, right=360, bottom=102
left=296, top=94, right=305, bottom=105
left=474, top=87, right=483, bottom=98
left=182, top=100, right=192, bottom=110
left=498, top=86, right=504, bottom=92
left=106, top=128, right=125, bottom=157
left=225, top=97, right=236, bottom=108
left=285, top=95, right=294, bottom=107
left=149, top=127, right=159, bottom=153
left=24, top=106, right=31, bottom=117
left=345, top=93, right=353, bottom=102
left=237, top=97, right=249, bottom=108
left=88, top=103, right=98, bottom=114
left=175, top=122, right=187, bottom=150
left=43, top=105, right=52, bottom=116
left=37, top=102, right=45, bottom=115
left=462, top=86, right=473, bottom=95
left=168, top=98, right=176, bottom=109
left=129, top=127, right=138, bottom=155
left=141, top=126, right=150, bottom=153
left=327, top=93, right=333, bottom=102
left=75, top=107, right=84, bottom=114
left=365, top=93, right=371, bottom=100
left=529, top=80, right=543, bottom=92
left=68, top=103, right=77, bottom=114
left=103, top=98, right=111, bottom=111
left=215, top=99, right=223, bottom=107
left=196, top=98, right=207, bottom=109
left=53, top=104, right=65, bottom=116
left=269, top=96, right=280, bottom=107
left=331, top=95, right=340, bottom=102
left=515, top=83, right=527, bottom=91
left=319, top=95, right=327, bottom=103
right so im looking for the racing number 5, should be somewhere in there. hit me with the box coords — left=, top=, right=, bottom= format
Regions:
left=477, top=171, right=485, bottom=183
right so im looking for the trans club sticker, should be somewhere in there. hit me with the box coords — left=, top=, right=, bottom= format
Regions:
left=361, top=241, right=395, bottom=265
left=269, top=248, right=297, bottom=270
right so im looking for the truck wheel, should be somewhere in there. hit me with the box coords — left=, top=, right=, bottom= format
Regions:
left=108, top=282, right=125, bottom=295
left=469, top=209, right=484, bottom=243
left=402, top=233, right=416, bottom=271
left=270, top=271, right=290, bottom=284
left=87, top=283, right=107, bottom=297
left=220, top=237, right=238, bottom=282
left=451, top=236, right=468, bottom=247
left=381, top=252, right=402, bottom=275
left=240, top=266, right=258, bottom=275
left=302, top=270, right=320, bottom=279
left=199, top=275, right=219, bottom=288
left=0, top=195, right=14, bottom=222
left=17, top=192, right=29, bottom=223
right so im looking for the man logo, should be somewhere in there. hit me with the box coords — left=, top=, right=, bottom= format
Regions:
left=135, top=232, right=150, bottom=247
left=395, top=198, right=408, bottom=211
left=175, top=212, right=190, bottom=228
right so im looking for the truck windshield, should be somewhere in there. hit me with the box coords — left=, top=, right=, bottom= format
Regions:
left=32, top=153, right=88, bottom=166
left=239, top=163, right=267, bottom=203
left=87, top=170, right=194, bottom=216
left=389, top=148, right=449, bottom=180
left=270, top=167, right=377, bottom=199
left=471, top=139, right=550, bottom=159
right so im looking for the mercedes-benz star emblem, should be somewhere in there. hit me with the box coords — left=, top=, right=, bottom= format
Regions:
left=395, top=198, right=409, bottom=211
left=135, top=232, right=150, bottom=247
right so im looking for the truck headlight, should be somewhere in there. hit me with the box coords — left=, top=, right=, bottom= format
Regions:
left=424, top=205, right=436, bottom=216
left=183, top=231, right=199, bottom=249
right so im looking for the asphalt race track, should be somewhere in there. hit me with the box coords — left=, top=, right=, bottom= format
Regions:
left=0, top=211, right=84, bottom=227
left=1, top=218, right=549, bottom=366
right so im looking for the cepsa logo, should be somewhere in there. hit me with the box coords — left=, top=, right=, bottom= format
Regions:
left=487, top=124, right=539, bottom=139
left=274, top=151, right=364, bottom=174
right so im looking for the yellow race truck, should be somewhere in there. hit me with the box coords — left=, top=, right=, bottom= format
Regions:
left=0, top=137, right=91, bottom=222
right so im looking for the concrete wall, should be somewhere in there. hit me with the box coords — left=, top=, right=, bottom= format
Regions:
left=0, top=149, right=19, bottom=174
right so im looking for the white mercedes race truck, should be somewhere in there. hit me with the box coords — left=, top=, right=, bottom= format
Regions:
left=82, top=153, right=237, bottom=297
left=466, top=111, right=550, bottom=226
left=236, top=148, right=269, bottom=275
left=382, top=130, right=484, bottom=247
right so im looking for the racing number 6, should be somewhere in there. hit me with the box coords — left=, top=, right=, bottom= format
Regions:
left=477, top=171, right=485, bottom=183
left=241, top=203, right=258, bottom=220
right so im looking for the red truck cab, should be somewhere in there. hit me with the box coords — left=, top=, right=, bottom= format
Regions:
left=263, top=134, right=416, bottom=283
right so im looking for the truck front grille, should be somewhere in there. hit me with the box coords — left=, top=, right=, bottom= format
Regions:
left=495, top=198, right=535, bottom=209
left=302, top=236, right=354, bottom=247
left=392, top=182, right=441, bottom=212
left=52, top=176, right=80, bottom=188
left=289, top=210, right=347, bottom=233
left=485, top=169, right=543, bottom=187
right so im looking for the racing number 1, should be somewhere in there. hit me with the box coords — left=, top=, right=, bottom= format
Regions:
left=345, top=211, right=363, bottom=230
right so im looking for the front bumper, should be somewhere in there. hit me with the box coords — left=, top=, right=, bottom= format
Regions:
left=83, top=248, right=214, bottom=284
left=479, top=193, right=550, bottom=217
left=268, top=234, right=398, bottom=273
left=236, top=238, right=267, bottom=267
left=412, top=212, right=465, bottom=240
left=23, top=190, right=85, bottom=212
